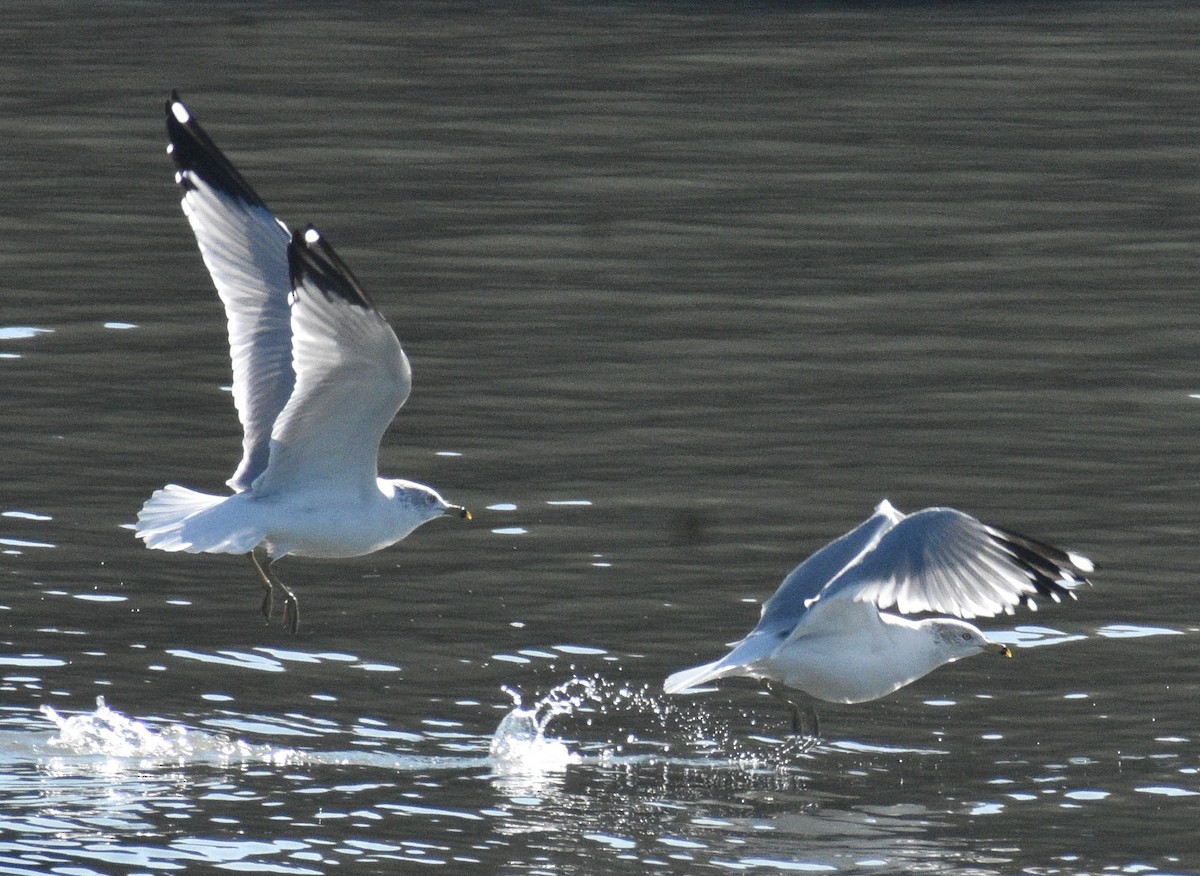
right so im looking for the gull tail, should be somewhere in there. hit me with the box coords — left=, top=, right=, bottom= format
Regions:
left=135, top=484, right=262, bottom=554
left=664, top=659, right=734, bottom=695
left=664, top=631, right=781, bottom=694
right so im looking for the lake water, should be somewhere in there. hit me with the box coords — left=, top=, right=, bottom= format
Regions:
left=2, top=2, right=1198, bottom=873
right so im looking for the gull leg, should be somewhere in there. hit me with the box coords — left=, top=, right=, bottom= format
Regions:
left=267, top=558, right=300, bottom=635
left=762, top=679, right=820, bottom=738
left=247, top=551, right=300, bottom=633
left=247, top=550, right=275, bottom=620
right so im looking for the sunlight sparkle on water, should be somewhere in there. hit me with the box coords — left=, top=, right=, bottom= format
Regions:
left=2, top=511, right=52, bottom=521
left=0, top=327, right=53, bottom=340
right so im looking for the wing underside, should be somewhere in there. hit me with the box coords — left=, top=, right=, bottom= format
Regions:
left=251, top=227, right=411, bottom=495
left=166, top=93, right=295, bottom=492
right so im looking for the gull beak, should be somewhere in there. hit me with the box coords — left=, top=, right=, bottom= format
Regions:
left=996, top=644, right=1013, bottom=658
left=451, top=505, right=472, bottom=521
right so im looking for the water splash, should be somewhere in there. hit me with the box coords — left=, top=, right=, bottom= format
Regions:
left=488, top=686, right=579, bottom=776
left=490, top=674, right=820, bottom=776
left=42, top=696, right=191, bottom=758
left=38, top=697, right=301, bottom=766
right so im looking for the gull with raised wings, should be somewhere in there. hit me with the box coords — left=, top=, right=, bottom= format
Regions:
left=664, top=500, right=1093, bottom=734
left=136, top=93, right=470, bottom=633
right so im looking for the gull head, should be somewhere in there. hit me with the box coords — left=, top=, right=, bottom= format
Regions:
left=386, top=479, right=471, bottom=525
left=931, top=619, right=1008, bottom=663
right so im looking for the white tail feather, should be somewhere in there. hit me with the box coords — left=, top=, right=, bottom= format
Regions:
left=664, top=631, right=783, bottom=694
left=664, top=659, right=736, bottom=694
left=135, top=484, right=261, bottom=554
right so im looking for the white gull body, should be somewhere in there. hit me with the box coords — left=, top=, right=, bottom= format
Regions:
left=135, top=93, right=469, bottom=631
left=665, top=500, right=1092, bottom=711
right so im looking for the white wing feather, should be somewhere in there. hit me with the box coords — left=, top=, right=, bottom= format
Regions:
left=822, top=507, right=1090, bottom=619
left=252, top=228, right=411, bottom=496
left=167, top=95, right=294, bottom=492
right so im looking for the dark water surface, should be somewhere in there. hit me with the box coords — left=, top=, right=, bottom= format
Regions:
left=2, top=2, right=1199, bottom=873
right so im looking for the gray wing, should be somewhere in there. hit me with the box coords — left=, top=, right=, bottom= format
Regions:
left=251, top=227, right=411, bottom=496
left=752, top=499, right=904, bottom=636
left=821, top=506, right=1094, bottom=619
left=166, top=92, right=294, bottom=492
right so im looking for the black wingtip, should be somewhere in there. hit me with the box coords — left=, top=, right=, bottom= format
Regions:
left=287, top=226, right=377, bottom=310
left=165, top=91, right=268, bottom=208
left=986, top=525, right=1093, bottom=604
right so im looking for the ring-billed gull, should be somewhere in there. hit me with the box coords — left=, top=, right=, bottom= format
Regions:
left=664, top=499, right=1093, bottom=734
left=136, top=93, right=470, bottom=633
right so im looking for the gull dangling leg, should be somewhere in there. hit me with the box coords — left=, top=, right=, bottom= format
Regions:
left=762, top=679, right=820, bottom=738
left=247, top=550, right=300, bottom=633
left=275, top=563, right=300, bottom=634
left=247, top=550, right=275, bottom=620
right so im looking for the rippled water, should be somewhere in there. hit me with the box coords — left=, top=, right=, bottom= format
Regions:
left=3, top=2, right=1200, bottom=873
